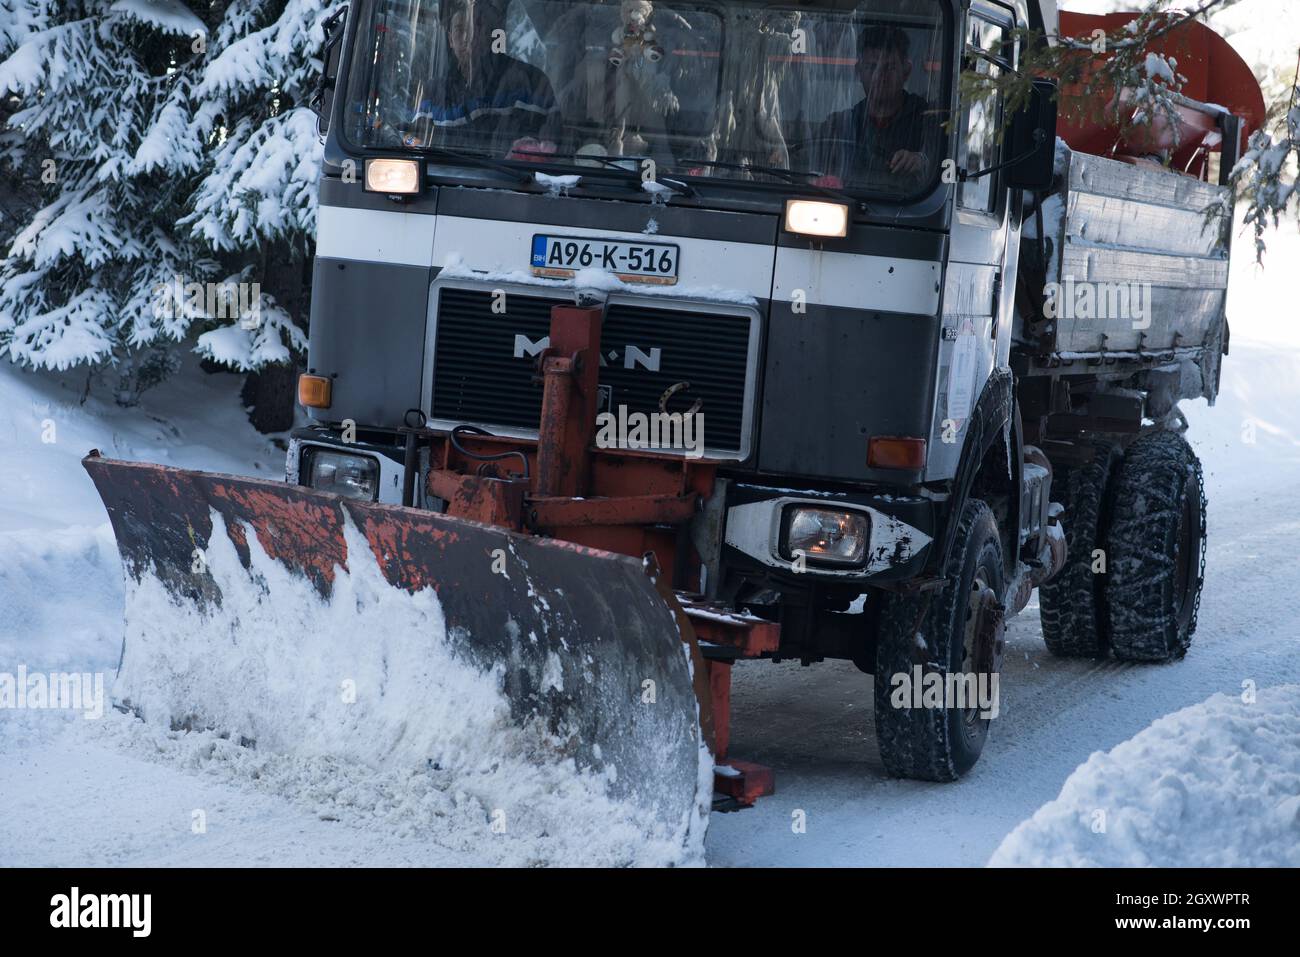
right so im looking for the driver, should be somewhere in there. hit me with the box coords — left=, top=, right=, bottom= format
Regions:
left=405, top=0, right=563, bottom=159
left=818, top=24, right=938, bottom=184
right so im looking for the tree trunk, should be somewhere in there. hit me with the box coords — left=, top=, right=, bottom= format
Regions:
left=242, top=363, right=298, bottom=432
left=241, top=240, right=310, bottom=433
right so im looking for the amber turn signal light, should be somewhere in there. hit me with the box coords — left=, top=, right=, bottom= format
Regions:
left=868, top=436, right=927, bottom=470
left=298, top=374, right=332, bottom=409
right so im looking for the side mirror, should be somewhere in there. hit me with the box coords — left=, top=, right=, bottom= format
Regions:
left=1004, top=78, right=1058, bottom=191
left=311, top=6, right=350, bottom=137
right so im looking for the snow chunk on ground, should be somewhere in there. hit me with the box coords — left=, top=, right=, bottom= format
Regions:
left=989, top=685, right=1300, bottom=867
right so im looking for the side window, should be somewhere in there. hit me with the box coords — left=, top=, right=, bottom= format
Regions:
left=957, top=16, right=1008, bottom=213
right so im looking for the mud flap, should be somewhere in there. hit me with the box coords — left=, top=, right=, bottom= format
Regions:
left=84, top=454, right=711, bottom=858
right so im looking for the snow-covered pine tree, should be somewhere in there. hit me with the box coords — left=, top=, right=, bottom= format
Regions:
left=0, top=1, right=211, bottom=401
left=176, top=0, right=339, bottom=429
left=1229, top=58, right=1299, bottom=261
left=0, top=0, right=332, bottom=412
left=0, top=1, right=46, bottom=230
left=181, top=0, right=338, bottom=384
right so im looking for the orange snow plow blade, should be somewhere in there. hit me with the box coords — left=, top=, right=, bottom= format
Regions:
left=83, top=453, right=711, bottom=862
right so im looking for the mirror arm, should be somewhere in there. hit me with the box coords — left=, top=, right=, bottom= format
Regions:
left=311, top=5, right=350, bottom=134
left=961, top=129, right=1048, bottom=181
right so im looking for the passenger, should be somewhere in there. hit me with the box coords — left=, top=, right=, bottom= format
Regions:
left=405, top=0, right=563, bottom=159
left=817, top=24, right=938, bottom=183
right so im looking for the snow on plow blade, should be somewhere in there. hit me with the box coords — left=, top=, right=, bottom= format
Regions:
left=83, top=454, right=710, bottom=864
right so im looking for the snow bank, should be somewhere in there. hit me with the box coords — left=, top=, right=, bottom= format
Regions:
left=110, top=509, right=707, bottom=867
left=0, top=524, right=123, bottom=673
left=0, top=354, right=285, bottom=534
left=989, top=685, right=1300, bottom=867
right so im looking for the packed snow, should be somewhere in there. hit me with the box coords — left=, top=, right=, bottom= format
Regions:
left=989, top=685, right=1300, bottom=867
left=109, top=508, right=706, bottom=867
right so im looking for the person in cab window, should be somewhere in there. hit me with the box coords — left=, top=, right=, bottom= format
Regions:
left=405, top=0, right=563, bottom=160
left=818, top=24, right=938, bottom=185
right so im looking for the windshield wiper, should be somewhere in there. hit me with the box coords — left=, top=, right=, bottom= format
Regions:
left=676, top=158, right=864, bottom=208
left=421, top=146, right=695, bottom=198
left=522, top=152, right=696, bottom=198
left=419, top=145, right=534, bottom=186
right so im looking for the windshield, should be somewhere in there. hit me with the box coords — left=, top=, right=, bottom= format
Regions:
left=343, top=0, right=950, bottom=198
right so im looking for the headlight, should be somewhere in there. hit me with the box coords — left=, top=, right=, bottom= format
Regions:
left=783, top=199, right=849, bottom=238
left=784, top=506, right=870, bottom=566
left=305, top=449, right=379, bottom=501
left=364, top=157, right=422, bottom=195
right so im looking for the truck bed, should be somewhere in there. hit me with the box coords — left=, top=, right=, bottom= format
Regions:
left=1016, top=146, right=1232, bottom=368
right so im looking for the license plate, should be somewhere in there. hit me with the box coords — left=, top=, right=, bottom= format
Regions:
left=530, top=234, right=679, bottom=285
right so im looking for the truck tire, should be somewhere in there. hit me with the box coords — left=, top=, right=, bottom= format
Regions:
left=1038, top=441, right=1122, bottom=658
left=1104, top=430, right=1206, bottom=661
left=873, top=499, right=1005, bottom=781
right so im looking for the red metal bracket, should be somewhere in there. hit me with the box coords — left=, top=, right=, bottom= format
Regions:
left=535, top=306, right=602, bottom=498
left=714, top=759, right=776, bottom=807
left=426, top=469, right=527, bottom=528
left=683, top=604, right=781, bottom=659
left=680, top=602, right=780, bottom=808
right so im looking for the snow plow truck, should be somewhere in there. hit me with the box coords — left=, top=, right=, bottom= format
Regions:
left=85, top=0, right=1263, bottom=856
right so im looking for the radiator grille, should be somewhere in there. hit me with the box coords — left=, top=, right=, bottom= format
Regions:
left=430, top=285, right=755, bottom=455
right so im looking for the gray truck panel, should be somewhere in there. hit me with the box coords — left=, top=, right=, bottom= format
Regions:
left=759, top=305, right=939, bottom=484
left=306, top=257, right=431, bottom=428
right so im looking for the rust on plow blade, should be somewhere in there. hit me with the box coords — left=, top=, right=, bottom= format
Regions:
left=83, top=455, right=710, bottom=853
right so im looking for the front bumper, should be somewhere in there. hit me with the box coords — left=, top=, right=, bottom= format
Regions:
left=716, top=482, right=934, bottom=586
left=289, top=429, right=936, bottom=586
